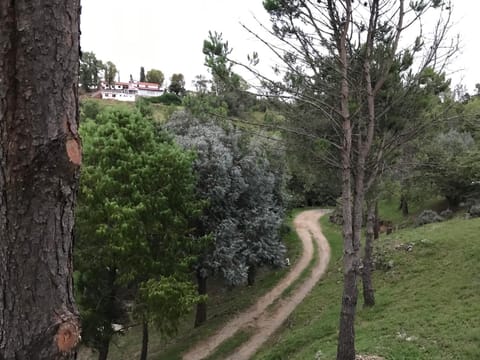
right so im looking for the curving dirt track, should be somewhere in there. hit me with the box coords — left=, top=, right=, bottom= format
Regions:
left=182, top=209, right=331, bottom=360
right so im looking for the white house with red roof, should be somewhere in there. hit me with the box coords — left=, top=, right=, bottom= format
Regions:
left=101, top=80, right=164, bottom=102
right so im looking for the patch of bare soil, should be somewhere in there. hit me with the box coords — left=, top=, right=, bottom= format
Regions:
left=182, top=209, right=331, bottom=360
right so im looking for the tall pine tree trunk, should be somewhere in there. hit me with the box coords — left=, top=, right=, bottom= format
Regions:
left=400, top=194, right=409, bottom=216
left=97, top=342, right=110, bottom=360
left=336, top=8, right=357, bottom=353
left=194, top=268, right=208, bottom=327
left=140, top=319, right=149, bottom=360
left=0, top=0, right=81, bottom=358
left=362, top=201, right=376, bottom=307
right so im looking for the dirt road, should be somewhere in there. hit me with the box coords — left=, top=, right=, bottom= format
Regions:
left=182, top=209, right=331, bottom=360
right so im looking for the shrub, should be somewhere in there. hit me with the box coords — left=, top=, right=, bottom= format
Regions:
left=468, top=203, right=480, bottom=218
left=80, top=99, right=101, bottom=120
left=415, top=210, right=443, bottom=226
left=182, top=93, right=228, bottom=119
left=329, top=211, right=343, bottom=225
left=279, top=222, right=291, bottom=237
left=146, top=93, right=182, bottom=105
left=440, top=208, right=453, bottom=219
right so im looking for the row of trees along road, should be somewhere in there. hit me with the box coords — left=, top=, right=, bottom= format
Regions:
left=233, top=0, right=456, bottom=359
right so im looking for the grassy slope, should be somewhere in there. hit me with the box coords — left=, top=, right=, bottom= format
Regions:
left=80, top=97, right=182, bottom=124
left=378, top=197, right=449, bottom=226
left=253, top=215, right=480, bottom=360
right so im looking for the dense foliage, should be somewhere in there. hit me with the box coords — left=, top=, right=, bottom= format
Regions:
left=168, top=73, right=186, bottom=96
left=145, top=92, right=182, bottom=105
left=79, top=51, right=104, bottom=91
left=146, top=68, right=164, bottom=86
left=203, top=31, right=256, bottom=116
left=165, top=111, right=286, bottom=286
left=75, top=106, right=203, bottom=356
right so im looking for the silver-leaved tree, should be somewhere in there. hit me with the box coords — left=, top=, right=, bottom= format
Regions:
left=166, top=110, right=286, bottom=326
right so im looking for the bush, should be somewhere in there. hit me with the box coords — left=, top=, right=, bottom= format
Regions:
left=80, top=99, right=101, bottom=120
left=415, top=210, right=443, bottom=227
left=468, top=203, right=480, bottom=218
left=146, top=93, right=182, bottom=105
left=329, top=211, right=343, bottom=225
left=279, top=222, right=291, bottom=237
left=182, top=93, right=228, bottom=119
left=328, top=198, right=343, bottom=225
left=373, top=247, right=394, bottom=271
left=440, top=208, right=453, bottom=219
left=135, top=98, right=153, bottom=117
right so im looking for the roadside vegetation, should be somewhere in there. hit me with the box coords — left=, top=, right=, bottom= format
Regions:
left=78, top=208, right=303, bottom=360
left=254, top=205, right=480, bottom=360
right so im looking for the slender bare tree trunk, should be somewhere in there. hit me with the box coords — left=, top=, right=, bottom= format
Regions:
left=140, top=319, right=149, bottom=360
left=362, top=201, right=376, bottom=307
left=373, top=201, right=379, bottom=240
left=97, top=342, right=110, bottom=360
left=400, top=194, right=409, bottom=216
left=0, top=0, right=81, bottom=358
left=335, top=1, right=357, bottom=357
left=337, top=1, right=381, bottom=356
left=337, top=125, right=357, bottom=359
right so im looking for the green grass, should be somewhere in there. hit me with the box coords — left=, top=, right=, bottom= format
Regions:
left=378, top=196, right=448, bottom=227
left=79, top=97, right=182, bottom=124
left=279, top=232, right=319, bottom=301
left=78, top=209, right=305, bottom=360
left=253, top=216, right=480, bottom=360
left=252, top=216, right=344, bottom=360
left=204, top=328, right=255, bottom=360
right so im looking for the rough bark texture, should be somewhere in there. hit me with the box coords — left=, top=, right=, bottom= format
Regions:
left=140, top=320, right=149, bottom=360
left=194, top=269, right=208, bottom=327
left=335, top=0, right=357, bottom=357
left=0, top=1, right=81, bottom=359
left=97, top=344, right=109, bottom=360
left=362, top=202, right=376, bottom=307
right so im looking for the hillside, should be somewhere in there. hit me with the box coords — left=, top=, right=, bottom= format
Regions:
left=253, top=215, right=480, bottom=359
left=75, top=99, right=480, bottom=360
left=77, top=201, right=480, bottom=360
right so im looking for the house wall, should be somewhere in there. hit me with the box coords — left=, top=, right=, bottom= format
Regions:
left=101, top=91, right=136, bottom=102
left=137, top=89, right=162, bottom=97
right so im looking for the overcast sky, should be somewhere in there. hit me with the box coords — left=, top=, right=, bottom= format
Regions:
left=81, top=0, right=479, bottom=92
